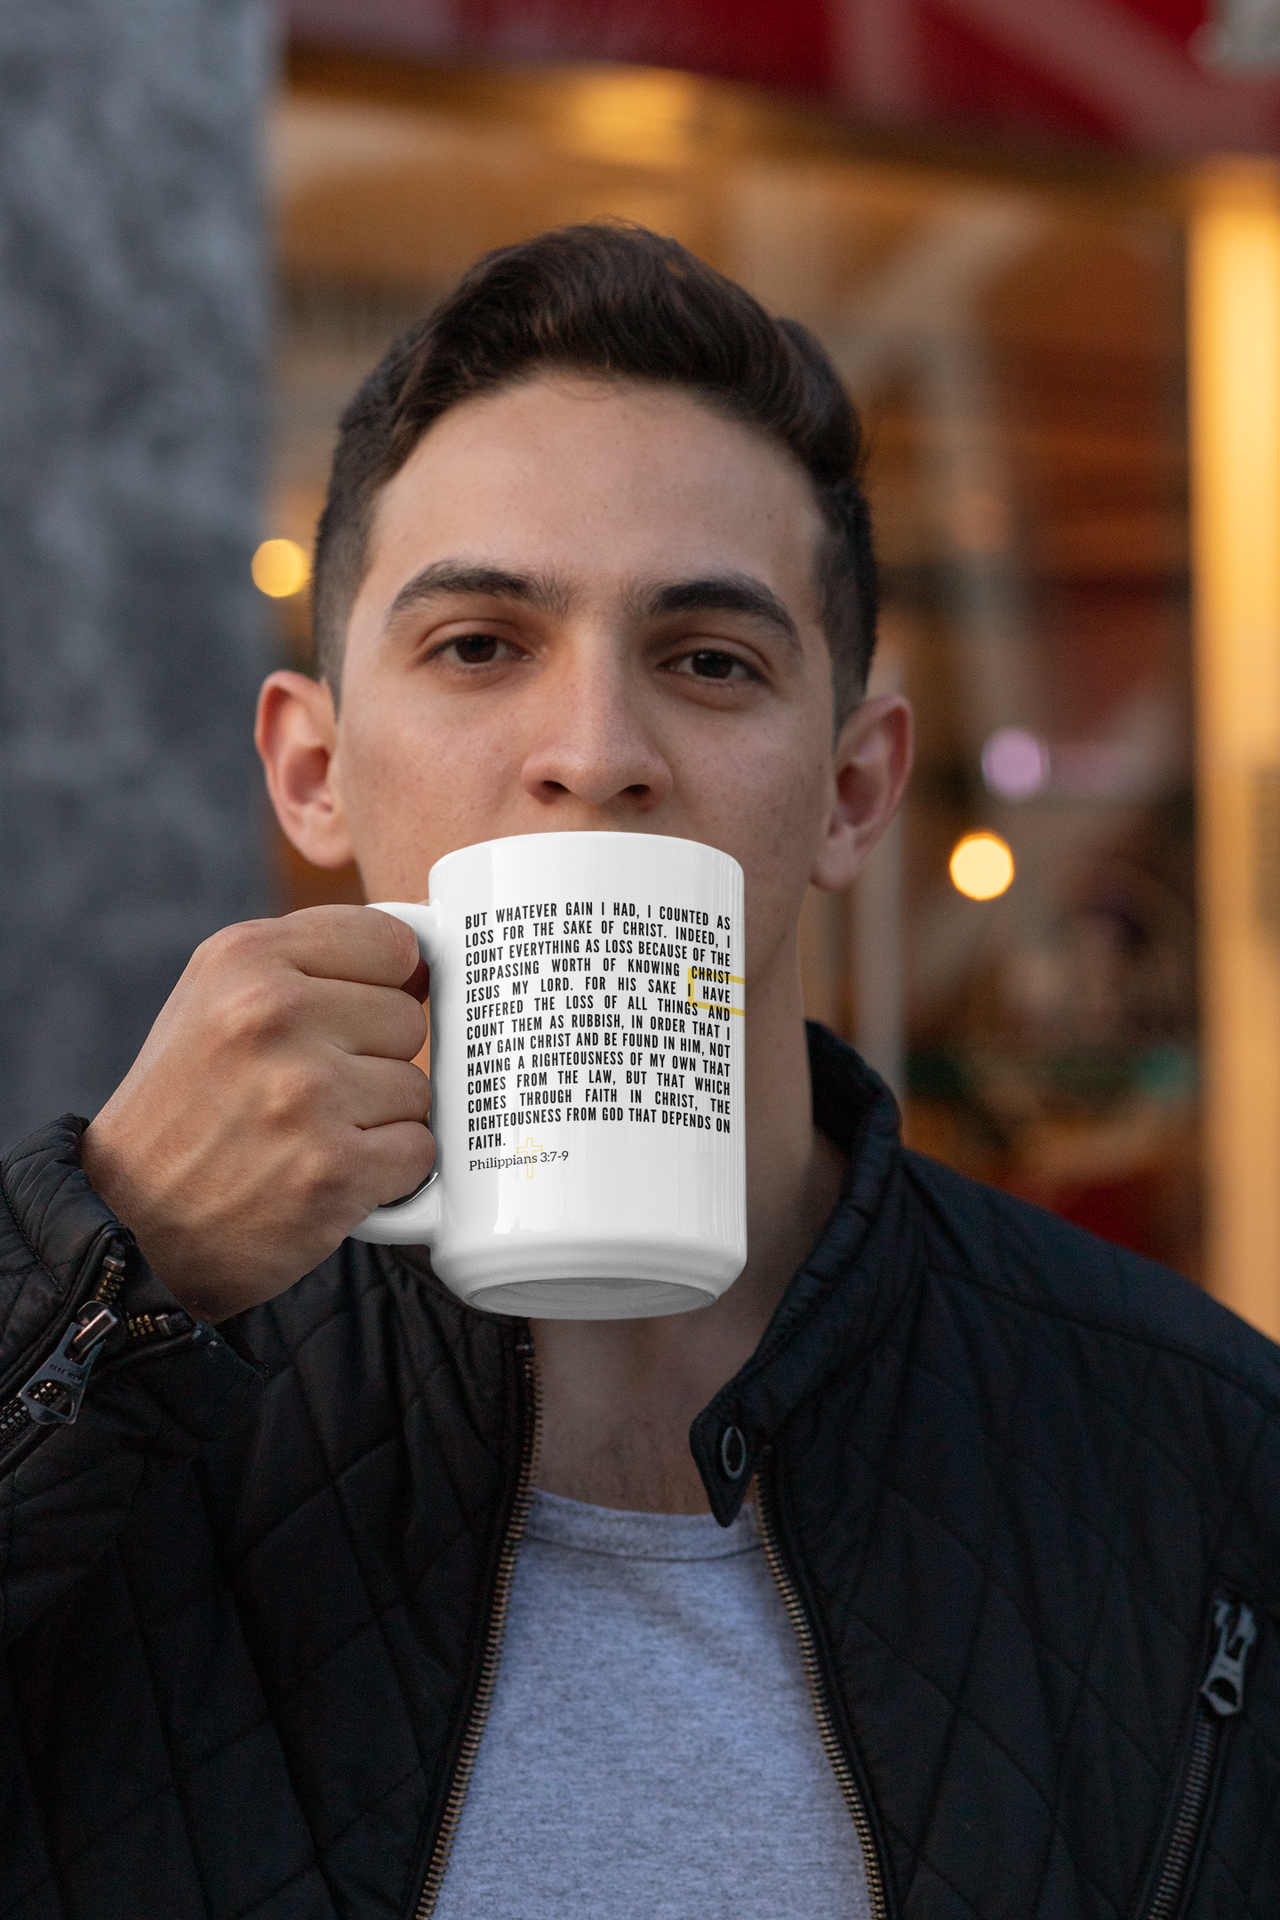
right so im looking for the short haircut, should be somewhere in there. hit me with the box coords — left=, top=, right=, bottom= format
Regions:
left=312, top=223, right=878, bottom=719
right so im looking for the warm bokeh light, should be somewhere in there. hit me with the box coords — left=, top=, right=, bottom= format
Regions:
left=949, top=831, right=1014, bottom=901
left=251, top=537, right=311, bottom=597
left=1191, top=161, right=1280, bottom=1335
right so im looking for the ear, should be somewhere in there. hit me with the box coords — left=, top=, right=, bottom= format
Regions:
left=810, top=693, right=913, bottom=893
left=255, top=671, right=356, bottom=871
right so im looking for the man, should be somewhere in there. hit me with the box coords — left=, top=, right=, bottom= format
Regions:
left=2, top=224, right=1278, bottom=1920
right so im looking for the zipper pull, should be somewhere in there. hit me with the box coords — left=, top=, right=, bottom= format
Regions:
left=18, top=1302, right=120, bottom=1427
left=1200, top=1595, right=1258, bottom=1718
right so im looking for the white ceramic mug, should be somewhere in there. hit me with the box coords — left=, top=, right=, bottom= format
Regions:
left=352, top=831, right=747, bottom=1320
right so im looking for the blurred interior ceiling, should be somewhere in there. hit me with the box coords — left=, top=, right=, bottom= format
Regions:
left=283, top=0, right=1280, bottom=158
left=275, top=49, right=1189, bottom=594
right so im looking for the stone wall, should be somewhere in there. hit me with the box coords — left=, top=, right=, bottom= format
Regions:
left=0, top=0, right=271, bottom=1144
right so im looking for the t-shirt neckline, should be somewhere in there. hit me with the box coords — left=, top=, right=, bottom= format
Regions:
left=524, top=1485, right=760, bottom=1561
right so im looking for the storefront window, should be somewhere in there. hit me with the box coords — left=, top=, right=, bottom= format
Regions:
left=267, top=52, right=1195, bottom=1272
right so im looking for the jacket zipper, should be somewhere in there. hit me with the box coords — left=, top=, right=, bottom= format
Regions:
left=0, top=1241, right=194, bottom=1453
left=1140, top=1591, right=1257, bottom=1920
left=412, top=1329, right=541, bottom=1920
left=755, top=1464, right=890, bottom=1920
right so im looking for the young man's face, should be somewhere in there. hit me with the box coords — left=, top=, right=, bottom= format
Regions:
left=266, top=374, right=903, bottom=996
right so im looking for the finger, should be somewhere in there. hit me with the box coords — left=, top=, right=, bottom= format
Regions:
left=348, top=1117, right=437, bottom=1213
left=280, top=904, right=424, bottom=989
left=305, top=977, right=428, bottom=1061
left=332, top=1054, right=432, bottom=1129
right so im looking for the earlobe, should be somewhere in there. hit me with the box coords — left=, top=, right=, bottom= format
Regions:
left=255, top=671, right=356, bottom=871
left=810, top=694, right=913, bottom=893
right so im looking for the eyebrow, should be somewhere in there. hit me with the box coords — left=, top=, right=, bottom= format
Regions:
left=384, top=562, right=576, bottom=627
left=383, top=560, right=801, bottom=655
left=635, top=575, right=801, bottom=654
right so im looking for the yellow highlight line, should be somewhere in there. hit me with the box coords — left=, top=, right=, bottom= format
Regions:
left=684, top=965, right=745, bottom=1016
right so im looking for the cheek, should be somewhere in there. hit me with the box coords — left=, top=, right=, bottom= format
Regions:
left=334, top=704, right=449, bottom=869
left=343, top=695, right=488, bottom=814
left=708, top=733, right=832, bottom=977
left=336, top=691, right=533, bottom=891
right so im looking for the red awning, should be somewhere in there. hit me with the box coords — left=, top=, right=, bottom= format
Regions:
left=284, top=0, right=1280, bottom=155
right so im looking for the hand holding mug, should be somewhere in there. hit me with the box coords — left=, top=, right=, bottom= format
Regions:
left=80, top=906, right=434, bottom=1322
left=82, top=833, right=746, bottom=1326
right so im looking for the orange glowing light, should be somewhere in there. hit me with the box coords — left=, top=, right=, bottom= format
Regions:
left=252, top=537, right=311, bottom=597
left=949, top=831, right=1014, bottom=900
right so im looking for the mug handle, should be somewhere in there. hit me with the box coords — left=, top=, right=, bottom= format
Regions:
left=350, top=901, right=446, bottom=1246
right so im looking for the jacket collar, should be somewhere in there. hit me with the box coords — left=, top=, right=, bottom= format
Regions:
left=691, top=1023, right=911, bottom=1524
left=394, top=1024, right=911, bottom=1524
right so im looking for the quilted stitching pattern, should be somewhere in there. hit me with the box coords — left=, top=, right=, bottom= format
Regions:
left=1, top=1209, right=525, bottom=1918
left=757, top=1153, right=1280, bottom=1919
left=4, top=1038, right=1280, bottom=1918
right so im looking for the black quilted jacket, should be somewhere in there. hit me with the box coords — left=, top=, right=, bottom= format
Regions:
left=3, top=1026, right=1280, bottom=1920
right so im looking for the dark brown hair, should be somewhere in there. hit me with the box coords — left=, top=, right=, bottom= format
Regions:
left=312, top=223, right=878, bottom=718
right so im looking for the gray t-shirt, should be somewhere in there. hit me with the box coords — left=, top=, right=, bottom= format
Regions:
left=433, top=1488, right=871, bottom=1919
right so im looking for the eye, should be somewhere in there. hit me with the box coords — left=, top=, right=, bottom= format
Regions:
left=438, top=633, right=511, bottom=666
left=670, top=648, right=757, bottom=683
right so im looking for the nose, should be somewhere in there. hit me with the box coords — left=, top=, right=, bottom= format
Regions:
left=520, top=648, right=672, bottom=816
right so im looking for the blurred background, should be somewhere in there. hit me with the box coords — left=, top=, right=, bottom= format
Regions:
left=4, top=0, right=1280, bottom=1330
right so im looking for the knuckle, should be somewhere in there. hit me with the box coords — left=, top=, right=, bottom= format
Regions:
left=197, top=919, right=274, bottom=970
left=220, top=978, right=294, bottom=1049
left=295, top=1142, right=348, bottom=1209
left=259, top=1056, right=327, bottom=1127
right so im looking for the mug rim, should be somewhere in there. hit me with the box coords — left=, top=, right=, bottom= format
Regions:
left=426, top=829, right=743, bottom=891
